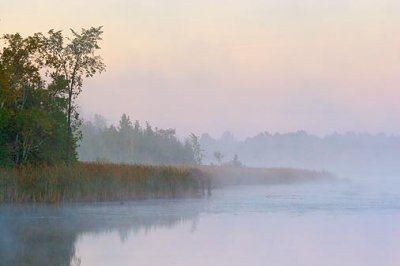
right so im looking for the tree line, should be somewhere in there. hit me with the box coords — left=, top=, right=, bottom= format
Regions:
left=78, top=114, right=203, bottom=165
left=0, top=27, right=105, bottom=167
left=200, top=131, right=400, bottom=174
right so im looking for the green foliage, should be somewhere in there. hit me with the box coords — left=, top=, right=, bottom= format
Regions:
left=0, top=109, right=12, bottom=167
left=39, top=27, right=106, bottom=158
left=0, top=27, right=105, bottom=167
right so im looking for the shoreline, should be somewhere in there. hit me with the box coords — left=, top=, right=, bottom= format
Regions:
left=0, top=162, right=335, bottom=203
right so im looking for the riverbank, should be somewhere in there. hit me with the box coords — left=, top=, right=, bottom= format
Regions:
left=200, top=165, right=335, bottom=187
left=0, top=163, right=207, bottom=203
left=0, top=162, right=335, bottom=203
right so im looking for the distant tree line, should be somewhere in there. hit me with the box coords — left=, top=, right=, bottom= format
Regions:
left=212, top=151, right=243, bottom=167
left=0, top=27, right=105, bottom=167
left=78, top=114, right=202, bottom=165
left=201, top=131, right=400, bottom=175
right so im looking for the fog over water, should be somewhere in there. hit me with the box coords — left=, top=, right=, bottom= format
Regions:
left=2, top=0, right=400, bottom=265
left=78, top=117, right=400, bottom=176
left=1, top=176, right=400, bottom=265
left=199, top=131, right=400, bottom=176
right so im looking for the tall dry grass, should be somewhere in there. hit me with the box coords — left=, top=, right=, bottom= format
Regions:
left=198, top=165, right=336, bottom=187
left=0, top=162, right=206, bottom=203
left=0, top=163, right=334, bottom=203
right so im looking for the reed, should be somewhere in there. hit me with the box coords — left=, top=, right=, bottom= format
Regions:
left=0, top=163, right=334, bottom=203
left=198, top=165, right=336, bottom=187
left=0, top=162, right=206, bottom=203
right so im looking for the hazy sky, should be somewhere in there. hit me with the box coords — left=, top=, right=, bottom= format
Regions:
left=1, top=0, right=400, bottom=138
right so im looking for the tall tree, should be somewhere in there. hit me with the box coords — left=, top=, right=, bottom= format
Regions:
left=78, top=117, right=196, bottom=165
left=0, top=33, right=43, bottom=165
left=40, top=26, right=106, bottom=158
left=0, top=33, right=70, bottom=166
left=0, top=27, right=105, bottom=166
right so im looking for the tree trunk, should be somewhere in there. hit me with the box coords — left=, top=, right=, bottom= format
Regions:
left=66, top=87, right=73, bottom=162
left=14, top=133, right=20, bottom=165
left=67, top=88, right=72, bottom=134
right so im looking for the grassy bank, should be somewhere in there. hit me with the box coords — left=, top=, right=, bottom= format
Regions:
left=0, top=163, right=208, bottom=203
left=199, top=165, right=336, bottom=187
left=0, top=163, right=335, bottom=203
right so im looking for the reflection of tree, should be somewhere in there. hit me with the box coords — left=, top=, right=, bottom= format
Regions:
left=0, top=201, right=202, bottom=265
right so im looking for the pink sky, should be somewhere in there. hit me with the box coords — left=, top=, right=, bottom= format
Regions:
left=1, top=0, right=400, bottom=138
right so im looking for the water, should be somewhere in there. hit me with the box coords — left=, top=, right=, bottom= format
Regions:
left=1, top=177, right=400, bottom=266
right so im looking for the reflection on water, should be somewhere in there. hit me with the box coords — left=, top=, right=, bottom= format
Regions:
left=0, top=200, right=203, bottom=265
left=1, top=177, right=400, bottom=266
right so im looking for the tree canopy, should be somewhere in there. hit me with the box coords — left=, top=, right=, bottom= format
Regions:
left=0, top=27, right=105, bottom=167
left=78, top=114, right=198, bottom=165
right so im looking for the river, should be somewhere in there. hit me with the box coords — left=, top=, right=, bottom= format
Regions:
left=1, top=176, right=400, bottom=266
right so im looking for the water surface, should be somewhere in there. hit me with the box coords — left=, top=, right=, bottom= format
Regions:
left=1, top=177, right=400, bottom=266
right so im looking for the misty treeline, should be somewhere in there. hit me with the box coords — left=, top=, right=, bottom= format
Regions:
left=78, top=114, right=203, bottom=165
left=201, top=131, right=400, bottom=175
left=0, top=27, right=105, bottom=167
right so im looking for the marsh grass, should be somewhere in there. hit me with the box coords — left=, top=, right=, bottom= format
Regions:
left=0, top=163, right=204, bottom=203
left=0, top=163, right=333, bottom=203
left=199, top=165, right=335, bottom=187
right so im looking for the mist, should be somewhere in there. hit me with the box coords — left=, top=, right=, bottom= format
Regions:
left=200, top=131, right=400, bottom=177
left=77, top=114, right=400, bottom=177
left=2, top=180, right=400, bottom=265
left=2, top=0, right=400, bottom=265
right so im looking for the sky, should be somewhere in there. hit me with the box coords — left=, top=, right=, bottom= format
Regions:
left=1, top=0, right=400, bottom=138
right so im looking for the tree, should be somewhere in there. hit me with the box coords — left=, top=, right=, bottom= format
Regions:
left=40, top=26, right=106, bottom=158
left=231, top=154, right=243, bottom=167
left=117, top=114, right=134, bottom=162
left=0, top=52, right=13, bottom=166
left=213, top=151, right=224, bottom=165
left=78, top=116, right=197, bottom=165
left=188, top=133, right=204, bottom=165
left=0, top=27, right=105, bottom=166
left=0, top=33, right=42, bottom=165
left=0, top=32, right=70, bottom=166
left=93, top=114, right=107, bottom=130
